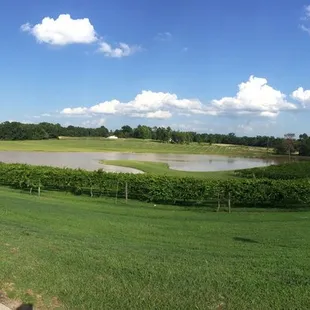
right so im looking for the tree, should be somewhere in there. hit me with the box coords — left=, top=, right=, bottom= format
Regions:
left=298, top=133, right=310, bottom=156
left=156, top=127, right=172, bottom=143
left=274, top=140, right=287, bottom=155
left=171, top=131, right=187, bottom=144
left=120, top=125, right=133, bottom=138
left=284, top=133, right=296, bottom=161
left=133, top=125, right=152, bottom=139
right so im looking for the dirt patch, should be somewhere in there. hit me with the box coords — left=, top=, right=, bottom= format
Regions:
left=10, top=248, right=19, bottom=255
left=0, top=290, right=21, bottom=310
left=0, top=284, right=62, bottom=310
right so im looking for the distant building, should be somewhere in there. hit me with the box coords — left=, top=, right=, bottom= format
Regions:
left=107, top=135, right=118, bottom=140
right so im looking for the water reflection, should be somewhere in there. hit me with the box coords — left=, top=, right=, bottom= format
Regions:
left=0, top=151, right=282, bottom=173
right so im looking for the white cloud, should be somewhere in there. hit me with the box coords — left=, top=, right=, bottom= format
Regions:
left=21, top=14, right=97, bottom=45
left=291, top=87, right=310, bottom=107
left=61, top=107, right=88, bottom=115
left=98, top=42, right=141, bottom=58
left=191, top=109, right=218, bottom=116
left=89, top=100, right=120, bottom=114
left=128, top=91, right=202, bottom=112
left=146, top=110, right=172, bottom=119
left=259, top=111, right=279, bottom=118
left=60, top=90, right=201, bottom=118
left=155, top=32, right=172, bottom=41
left=211, top=76, right=296, bottom=117
left=21, top=14, right=141, bottom=58
left=178, top=112, right=191, bottom=117
left=129, top=110, right=172, bottom=119
left=58, top=76, right=300, bottom=121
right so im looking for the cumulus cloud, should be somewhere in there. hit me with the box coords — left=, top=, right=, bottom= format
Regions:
left=21, top=14, right=141, bottom=58
left=61, top=107, right=88, bottom=115
left=291, top=87, right=310, bottom=107
left=59, top=76, right=300, bottom=120
left=61, top=90, right=201, bottom=118
left=127, top=91, right=202, bottom=112
left=145, top=110, right=172, bottom=119
left=260, top=111, right=279, bottom=118
left=128, top=111, right=172, bottom=119
left=98, top=42, right=141, bottom=58
left=21, top=14, right=97, bottom=45
left=89, top=100, right=120, bottom=114
left=211, top=76, right=296, bottom=117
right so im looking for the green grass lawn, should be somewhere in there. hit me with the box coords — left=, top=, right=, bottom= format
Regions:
left=102, top=160, right=235, bottom=179
left=0, top=188, right=309, bottom=309
left=0, top=138, right=272, bottom=156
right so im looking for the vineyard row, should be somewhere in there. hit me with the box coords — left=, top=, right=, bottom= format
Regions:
left=0, top=163, right=309, bottom=207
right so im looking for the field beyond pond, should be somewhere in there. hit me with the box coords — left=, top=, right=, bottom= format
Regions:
left=0, top=188, right=309, bottom=309
left=102, top=160, right=235, bottom=179
left=0, top=138, right=272, bottom=156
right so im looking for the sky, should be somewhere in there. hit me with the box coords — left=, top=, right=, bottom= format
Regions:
left=1, top=0, right=310, bottom=136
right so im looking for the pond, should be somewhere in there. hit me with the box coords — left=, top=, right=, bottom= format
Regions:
left=0, top=151, right=281, bottom=173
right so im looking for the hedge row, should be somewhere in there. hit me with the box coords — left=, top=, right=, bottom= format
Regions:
left=0, top=163, right=310, bottom=207
left=235, top=161, right=310, bottom=180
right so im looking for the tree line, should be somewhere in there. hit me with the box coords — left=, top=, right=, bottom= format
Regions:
left=273, top=133, right=310, bottom=157
left=1, top=121, right=310, bottom=156
left=115, top=125, right=283, bottom=147
left=0, top=121, right=109, bottom=140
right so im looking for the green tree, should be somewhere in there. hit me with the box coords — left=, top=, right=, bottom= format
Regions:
left=298, top=134, right=310, bottom=156
left=133, top=125, right=152, bottom=139
left=121, top=125, right=133, bottom=138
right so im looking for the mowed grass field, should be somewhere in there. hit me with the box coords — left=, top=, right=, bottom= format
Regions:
left=102, top=160, right=235, bottom=179
left=0, top=138, right=272, bottom=156
left=0, top=188, right=309, bottom=309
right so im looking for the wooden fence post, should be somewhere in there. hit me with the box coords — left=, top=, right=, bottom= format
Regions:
left=217, top=193, right=221, bottom=212
left=125, top=182, right=128, bottom=204
left=115, top=181, right=119, bottom=204
left=38, top=179, right=41, bottom=197
left=228, top=192, right=231, bottom=213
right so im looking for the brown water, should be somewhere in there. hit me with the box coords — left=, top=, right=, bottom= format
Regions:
left=0, top=151, right=281, bottom=173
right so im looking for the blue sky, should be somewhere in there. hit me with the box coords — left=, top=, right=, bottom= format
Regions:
left=1, top=0, right=310, bottom=136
